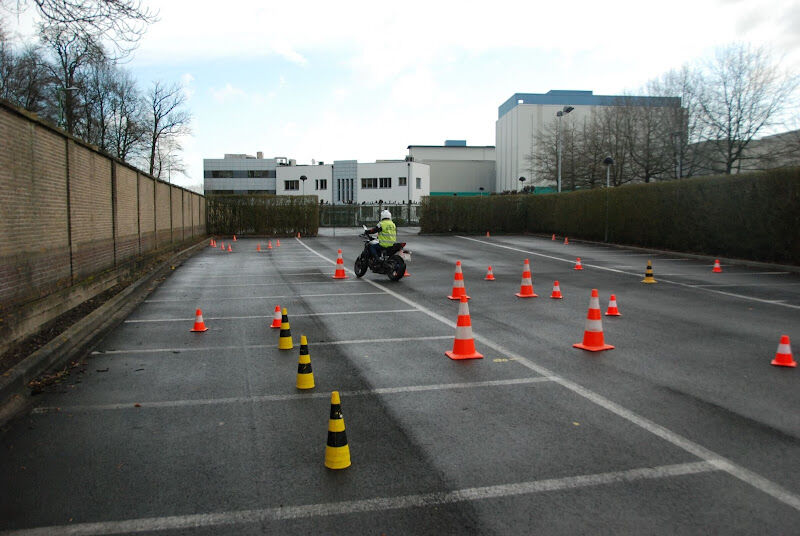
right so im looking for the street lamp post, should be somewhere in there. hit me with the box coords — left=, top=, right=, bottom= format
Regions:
left=299, top=175, right=307, bottom=236
left=518, top=176, right=526, bottom=192
left=556, top=106, right=574, bottom=193
left=479, top=186, right=485, bottom=197
left=603, top=156, right=614, bottom=243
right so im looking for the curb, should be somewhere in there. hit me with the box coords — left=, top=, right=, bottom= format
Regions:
left=0, top=239, right=208, bottom=426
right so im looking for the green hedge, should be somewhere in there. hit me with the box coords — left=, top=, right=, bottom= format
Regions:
left=207, top=195, right=319, bottom=236
left=420, top=168, right=800, bottom=265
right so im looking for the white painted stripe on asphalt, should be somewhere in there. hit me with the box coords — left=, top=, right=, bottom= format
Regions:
left=144, top=292, right=385, bottom=303
left=32, top=377, right=553, bottom=413
left=457, top=236, right=800, bottom=310
left=91, top=335, right=453, bottom=355
left=0, top=461, right=716, bottom=535
left=155, top=280, right=362, bottom=290
left=178, top=273, right=327, bottom=278
left=297, top=239, right=800, bottom=512
left=124, top=309, right=419, bottom=323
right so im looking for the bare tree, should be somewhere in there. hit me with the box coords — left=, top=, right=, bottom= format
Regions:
left=0, top=37, right=52, bottom=114
left=144, top=81, right=191, bottom=178
left=106, top=68, right=145, bottom=160
left=694, top=43, right=799, bottom=174
left=40, top=24, right=104, bottom=133
left=3, top=0, right=156, bottom=53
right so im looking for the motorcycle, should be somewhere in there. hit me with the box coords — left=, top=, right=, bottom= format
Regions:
left=354, top=225, right=409, bottom=281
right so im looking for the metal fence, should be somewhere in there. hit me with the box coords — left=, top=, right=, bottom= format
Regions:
left=319, top=204, right=420, bottom=227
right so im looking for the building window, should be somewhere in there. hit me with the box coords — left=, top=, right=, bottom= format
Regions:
left=211, top=170, right=233, bottom=178
left=361, top=178, right=377, bottom=189
left=379, top=177, right=392, bottom=188
left=284, top=180, right=299, bottom=191
left=315, top=179, right=327, bottom=190
left=248, top=170, right=270, bottom=178
left=416, top=177, right=422, bottom=189
left=398, top=176, right=407, bottom=186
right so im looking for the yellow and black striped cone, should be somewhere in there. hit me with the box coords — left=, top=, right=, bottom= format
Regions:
left=324, top=391, right=351, bottom=469
left=278, top=307, right=293, bottom=350
left=642, top=260, right=657, bottom=284
left=296, top=335, right=315, bottom=389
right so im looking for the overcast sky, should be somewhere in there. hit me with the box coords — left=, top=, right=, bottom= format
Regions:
left=6, top=0, right=800, bottom=190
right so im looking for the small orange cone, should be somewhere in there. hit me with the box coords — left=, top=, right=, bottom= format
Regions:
left=447, top=261, right=470, bottom=300
left=484, top=266, right=495, bottom=281
left=515, top=259, right=537, bottom=298
left=445, top=296, right=483, bottom=360
left=771, top=335, right=796, bottom=367
left=233, top=235, right=237, bottom=241
left=219, top=242, right=225, bottom=250
left=227, top=244, right=232, bottom=252
left=551, top=234, right=556, bottom=241
left=573, top=289, right=614, bottom=352
left=403, top=268, right=411, bottom=277
left=257, top=244, right=261, bottom=252
left=712, top=259, right=722, bottom=273
left=550, top=280, right=563, bottom=299
left=333, top=249, right=348, bottom=279
left=297, top=232, right=301, bottom=238
left=270, top=305, right=282, bottom=328
left=564, top=237, right=569, bottom=245
left=209, top=239, right=215, bottom=247
left=486, top=231, right=490, bottom=238
left=190, top=309, right=208, bottom=332
left=277, top=239, right=281, bottom=247
left=268, top=240, right=273, bottom=250
left=574, top=257, right=583, bottom=271
left=605, top=294, right=621, bottom=316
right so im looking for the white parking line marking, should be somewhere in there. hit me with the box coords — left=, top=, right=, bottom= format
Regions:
left=124, top=309, right=419, bottom=323
left=155, top=280, right=361, bottom=290
left=91, top=335, right=453, bottom=355
left=32, top=377, right=553, bottom=413
left=298, top=239, right=800, bottom=512
left=178, top=273, right=327, bottom=278
left=2, top=462, right=717, bottom=535
left=457, top=236, right=800, bottom=310
left=144, top=292, right=385, bottom=303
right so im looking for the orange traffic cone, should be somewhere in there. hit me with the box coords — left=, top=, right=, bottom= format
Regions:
left=484, top=266, right=495, bottom=281
left=219, top=242, right=225, bottom=250
left=605, top=294, right=621, bottom=316
left=403, top=268, right=411, bottom=277
left=227, top=244, right=232, bottom=252
left=573, top=289, right=614, bottom=352
left=550, top=280, right=563, bottom=299
left=333, top=249, right=348, bottom=279
left=277, top=239, right=281, bottom=247
left=268, top=240, right=273, bottom=250
left=190, top=309, right=208, bottom=332
left=551, top=234, right=556, bottom=241
left=209, top=239, right=215, bottom=247
left=515, top=259, right=537, bottom=298
left=486, top=231, right=490, bottom=238
left=270, top=305, right=282, bottom=328
left=257, top=244, right=261, bottom=252
left=447, top=261, right=470, bottom=300
left=564, top=237, right=569, bottom=245
left=233, top=235, right=237, bottom=241
left=297, top=232, right=301, bottom=238
left=574, top=257, right=583, bottom=271
left=771, top=335, right=796, bottom=367
left=712, top=259, right=722, bottom=273
left=445, top=296, right=483, bottom=360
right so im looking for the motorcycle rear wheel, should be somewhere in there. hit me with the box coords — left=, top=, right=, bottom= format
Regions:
left=354, top=254, right=368, bottom=278
left=387, top=255, right=406, bottom=281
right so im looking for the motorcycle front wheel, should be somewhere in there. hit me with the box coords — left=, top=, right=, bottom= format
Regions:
left=387, top=255, right=406, bottom=281
left=354, top=254, right=368, bottom=278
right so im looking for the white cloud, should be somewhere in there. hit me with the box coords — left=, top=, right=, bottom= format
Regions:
left=209, top=83, right=246, bottom=103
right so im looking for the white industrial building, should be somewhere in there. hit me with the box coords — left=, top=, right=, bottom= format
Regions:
left=203, top=152, right=291, bottom=195
left=496, top=90, right=682, bottom=191
left=407, top=141, right=495, bottom=196
left=274, top=159, right=429, bottom=203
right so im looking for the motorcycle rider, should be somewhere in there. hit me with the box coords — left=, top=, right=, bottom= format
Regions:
left=366, top=209, right=396, bottom=261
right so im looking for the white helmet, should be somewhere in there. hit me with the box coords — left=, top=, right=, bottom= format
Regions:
left=380, top=209, right=392, bottom=220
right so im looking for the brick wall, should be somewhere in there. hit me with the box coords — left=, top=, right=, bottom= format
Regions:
left=0, top=101, right=205, bottom=350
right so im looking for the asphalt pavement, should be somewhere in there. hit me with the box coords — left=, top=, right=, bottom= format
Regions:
left=1, top=231, right=798, bottom=535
